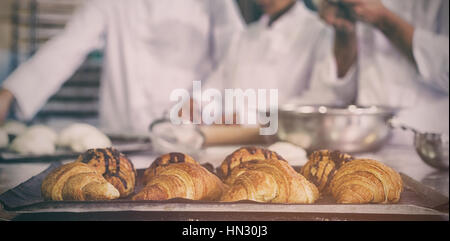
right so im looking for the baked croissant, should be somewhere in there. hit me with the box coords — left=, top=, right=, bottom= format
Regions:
left=330, top=159, right=403, bottom=204
left=133, top=153, right=225, bottom=201
left=142, top=152, right=197, bottom=185
left=218, top=147, right=286, bottom=179
left=41, top=162, right=120, bottom=201
left=301, top=150, right=354, bottom=193
left=76, top=148, right=136, bottom=197
left=221, top=159, right=319, bottom=204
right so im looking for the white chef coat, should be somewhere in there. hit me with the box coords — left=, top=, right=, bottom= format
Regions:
left=301, top=0, right=449, bottom=139
left=204, top=1, right=329, bottom=107
left=2, top=0, right=244, bottom=133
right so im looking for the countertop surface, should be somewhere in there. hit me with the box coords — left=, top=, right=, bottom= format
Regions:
left=0, top=143, right=448, bottom=221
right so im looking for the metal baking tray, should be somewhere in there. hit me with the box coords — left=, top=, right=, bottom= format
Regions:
left=2, top=165, right=448, bottom=221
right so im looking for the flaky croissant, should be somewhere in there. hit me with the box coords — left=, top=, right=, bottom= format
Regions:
left=221, top=159, right=319, bottom=204
left=132, top=153, right=225, bottom=201
left=301, top=150, right=354, bottom=194
left=41, top=162, right=120, bottom=201
left=76, top=148, right=136, bottom=197
left=218, top=147, right=286, bottom=179
left=142, top=152, right=197, bottom=185
left=329, top=159, right=403, bottom=204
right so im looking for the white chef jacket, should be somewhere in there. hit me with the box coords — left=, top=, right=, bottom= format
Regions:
left=2, top=0, right=244, bottom=133
left=302, top=0, right=449, bottom=138
left=204, top=1, right=329, bottom=107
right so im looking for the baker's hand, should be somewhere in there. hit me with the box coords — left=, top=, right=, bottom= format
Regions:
left=339, top=0, right=415, bottom=64
left=0, top=88, right=14, bottom=124
left=318, top=0, right=356, bottom=33
left=340, top=0, right=388, bottom=27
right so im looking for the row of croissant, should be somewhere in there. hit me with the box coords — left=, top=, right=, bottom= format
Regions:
left=41, top=146, right=404, bottom=204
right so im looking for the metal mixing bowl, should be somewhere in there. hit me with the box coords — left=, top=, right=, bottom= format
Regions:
left=393, top=123, right=449, bottom=170
left=414, top=132, right=449, bottom=170
left=277, top=105, right=397, bottom=153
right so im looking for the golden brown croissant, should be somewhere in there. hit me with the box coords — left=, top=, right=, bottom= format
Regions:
left=142, top=152, right=197, bottom=185
left=133, top=153, right=225, bottom=201
left=329, top=159, right=403, bottom=204
left=218, top=147, right=286, bottom=179
left=41, top=162, right=120, bottom=201
left=301, top=150, right=354, bottom=194
left=76, top=148, right=136, bottom=197
left=221, top=159, right=319, bottom=204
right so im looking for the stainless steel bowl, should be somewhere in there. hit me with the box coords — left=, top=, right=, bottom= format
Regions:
left=277, top=105, right=396, bottom=153
left=414, top=132, right=449, bottom=170
left=394, top=124, right=449, bottom=170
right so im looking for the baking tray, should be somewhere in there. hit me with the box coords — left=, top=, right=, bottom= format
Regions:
left=0, top=137, right=152, bottom=163
left=1, top=165, right=448, bottom=221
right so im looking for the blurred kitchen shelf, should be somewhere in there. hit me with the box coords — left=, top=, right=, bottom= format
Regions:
left=9, top=0, right=102, bottom=122
left=17, top=26, right=63, bottom=40
left=17, top=12, right=72, bottom=25
left=51, top=86, right=100, bottom=99
left=40, top=101, right=98, bottom=112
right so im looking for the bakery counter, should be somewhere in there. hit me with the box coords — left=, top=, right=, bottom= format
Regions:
left=0, top=144, right=448, bottom=221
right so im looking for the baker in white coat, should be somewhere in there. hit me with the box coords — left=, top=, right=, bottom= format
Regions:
left=297, top=0, right=449, bottom=142
left=0, top=0, right=243, bottom=133
left=204, top=0, right=329, bottom=107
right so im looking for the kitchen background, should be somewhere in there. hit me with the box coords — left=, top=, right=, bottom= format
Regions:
left=0, top=0, right=263, bottom=124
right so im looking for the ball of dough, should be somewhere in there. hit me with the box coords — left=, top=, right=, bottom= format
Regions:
left=0, top=129, right=9, bottom=148
left=57, top=123, right=112, bottom=153
left=10, top=125, right=58, bottom=155
left=10, top=134, right=56, bottom=155
left=23, top=125, right=58, bottom=143
left=1, top=121, right=28, bottom=136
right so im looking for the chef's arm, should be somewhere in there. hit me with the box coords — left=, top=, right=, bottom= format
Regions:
left=373, top=8, right=415, bottom=63
left=341, top=0, right=449, bottom=93
left=412, top=29, right=449, bottom=94
left=410, top=0, right=449, bottom=95
left=290, top=27, right=358, bottom=106
left=338, top=0, right=416, bottom=63
left=0, top=0, right=107, bottom=122
left=317, top=0, right=358, bottom=78
left=334, top=30, right=358, bottom=78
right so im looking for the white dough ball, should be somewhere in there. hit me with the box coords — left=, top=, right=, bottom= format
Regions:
left=9, top=125, right=58, bottom=155
left=57, top=123, right=112, bottom=152
left=10, top=135, right=56, bottom=155
left=57, top=123, right=98, bottom=147
left=24, top=125, right=58, bottom=143
left=1, top=121, right=28, bottom=136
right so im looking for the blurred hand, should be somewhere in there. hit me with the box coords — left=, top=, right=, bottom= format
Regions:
left=339, top=0, right=415, bottom=63
left=340, top=0, right=388, bottom=27
left=318, top=1, right=359, bottom=78
left=0, top=88, right=14, bottom=124
left=318, top=0, right=356, bottom=33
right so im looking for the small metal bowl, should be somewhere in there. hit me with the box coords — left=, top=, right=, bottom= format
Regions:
left=414, top=132, right=449, bottom=170
left=277, top=105, right=397, bottom=153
